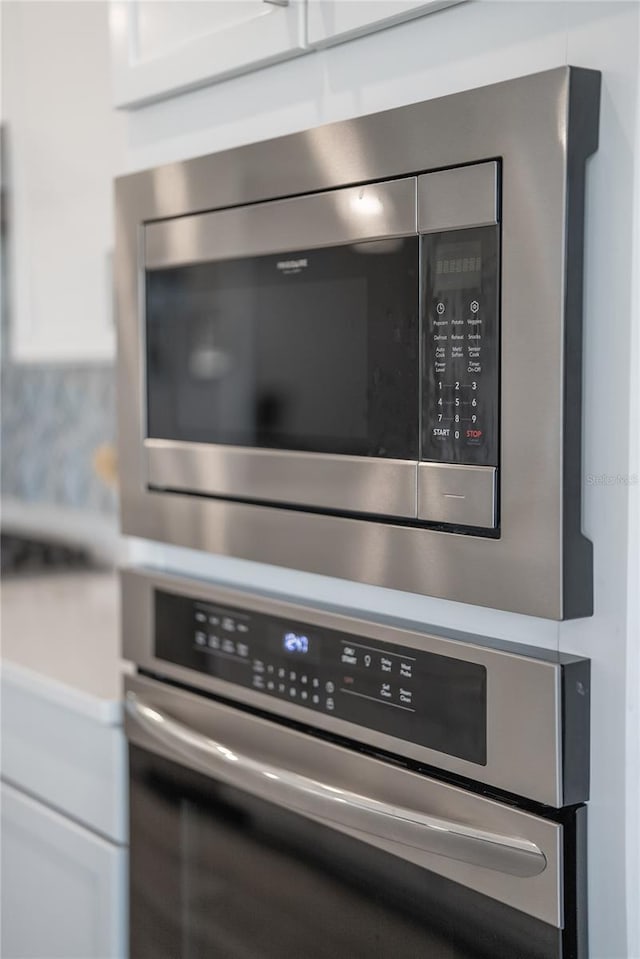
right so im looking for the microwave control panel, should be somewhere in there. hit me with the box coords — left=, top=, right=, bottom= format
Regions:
left=155, top=589, right=487, bottom=765
left=422, top=225, right=500, bottom=467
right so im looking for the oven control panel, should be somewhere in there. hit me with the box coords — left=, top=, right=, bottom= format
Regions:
left=155, top=590, right=487, bottom=765
left=422, top=225, right=499, bottom=467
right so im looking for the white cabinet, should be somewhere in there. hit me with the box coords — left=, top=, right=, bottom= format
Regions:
left=1, top=783, right=127, bottom=959
left=111, top=0, right=307, bottom=109
left=307, top=0, right=465, bottom=48
left=0, top=658, right=127, bottom=959
left=1, top=664, right=127, bottom=843
left=2, top=1, right=123, bottom=363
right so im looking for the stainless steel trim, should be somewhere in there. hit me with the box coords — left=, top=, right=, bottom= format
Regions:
left=121, top=567, right=573, bottom=807
left=146, top=440, right=418, bottom=518
left=418, top=463, right=496, bottom=527
left=144, top=177, right=417, bottom=270
left=263, top=0, right=288, bottom=6
left=125, top=673, right=564, bottom=926
left=126, top=689, right=547, bottom=878
left=116, top=68, right=597, bottom=619
left=418, top=162, right=498, bottom=233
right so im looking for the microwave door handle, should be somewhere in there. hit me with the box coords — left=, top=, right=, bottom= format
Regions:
left=126, top=693, right=547, bottom=879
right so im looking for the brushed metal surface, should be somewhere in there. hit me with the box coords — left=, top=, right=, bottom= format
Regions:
left=115, top=67, right=598, bottom=619
left=121, top=567, right=572, bottom=808
left=126, top=691, right=547, bottom=877
left=146, top=440, right=418, bottom=518
left=418, top=161, right=498, bottom=233
left=125, top=672, right=563, bottom=926
left=144, top=177, right=417, bottom=270
left=418, top=463, right=496, bottom=527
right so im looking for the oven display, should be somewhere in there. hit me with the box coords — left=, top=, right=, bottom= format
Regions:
left=282, top=632, right=310, bottom=654
left=155, top=590, right=487, bottom=765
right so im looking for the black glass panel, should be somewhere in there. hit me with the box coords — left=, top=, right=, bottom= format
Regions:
left=146, top=238, right=419, bottom=459
left=155, top=589, right=487, bottom=765
left=130, top=745, right=563, bottom=959
left=422, top=226, right=500, bottom=465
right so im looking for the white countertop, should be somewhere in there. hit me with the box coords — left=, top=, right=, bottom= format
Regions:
left=1, top=571, right=122, bottom=723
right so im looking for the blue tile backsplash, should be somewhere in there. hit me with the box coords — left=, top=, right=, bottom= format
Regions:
left=1, top=357, right=117, bottom=515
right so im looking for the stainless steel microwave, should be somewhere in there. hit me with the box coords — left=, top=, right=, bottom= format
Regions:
left=115, top=66, right=600, bottom=620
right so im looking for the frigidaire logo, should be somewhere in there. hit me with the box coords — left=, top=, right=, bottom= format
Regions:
left=276, top=258, right=308, bottom=273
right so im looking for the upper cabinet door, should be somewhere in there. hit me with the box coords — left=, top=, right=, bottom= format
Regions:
left=3, top=0, right=122, bottom=363
left=307, top=0, right=466, bottom=48
left=111, top=0, right=307, bottom=109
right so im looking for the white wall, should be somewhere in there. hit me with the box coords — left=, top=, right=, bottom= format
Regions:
left=121, top=4, right=640, bottom=957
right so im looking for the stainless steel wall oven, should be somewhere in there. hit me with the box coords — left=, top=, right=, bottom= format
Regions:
left=115, top=67, right=600, bottom=619
left=123, top=567, right=591, bottom=958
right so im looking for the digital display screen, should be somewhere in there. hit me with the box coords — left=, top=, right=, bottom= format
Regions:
left=282, top=632, right=310, bottom=655
left=433, top=241, right=482, bottom=292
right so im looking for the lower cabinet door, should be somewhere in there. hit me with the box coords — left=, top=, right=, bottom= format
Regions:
left=0, top=782, right=127, bottom=959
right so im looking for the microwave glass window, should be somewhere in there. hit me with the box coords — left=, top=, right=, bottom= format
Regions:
left=145, top=239, right=419, bottom=459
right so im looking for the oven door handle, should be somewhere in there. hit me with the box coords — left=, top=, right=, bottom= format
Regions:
left=126, top=692, right=547, bottom=878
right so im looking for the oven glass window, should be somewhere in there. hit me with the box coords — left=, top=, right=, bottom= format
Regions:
left=145, top=238, right=419, bottom=459
left=130, top=745, right=562, bottom=959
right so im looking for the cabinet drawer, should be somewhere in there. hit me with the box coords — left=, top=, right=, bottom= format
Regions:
left=1, top=665, right=126, bottom=843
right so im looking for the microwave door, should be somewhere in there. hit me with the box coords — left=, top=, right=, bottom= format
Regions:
left=143, top=179, right=420, bottom=519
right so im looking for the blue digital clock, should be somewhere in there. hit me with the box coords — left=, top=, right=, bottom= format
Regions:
left=283, top=632, right=310, bottom=654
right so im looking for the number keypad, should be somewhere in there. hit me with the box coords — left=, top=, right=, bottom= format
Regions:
left=422, top=226, right=499, bottom=468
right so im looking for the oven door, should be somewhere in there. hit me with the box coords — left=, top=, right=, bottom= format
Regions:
left=125, top=674, right=585, bottom=959
left=143, top=178, right=420, bottom=519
